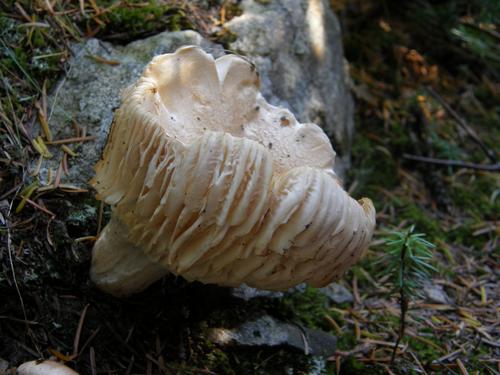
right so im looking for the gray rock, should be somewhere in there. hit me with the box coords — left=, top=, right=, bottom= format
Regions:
left=39, top=2, right=354, bottom=188
left=209, top=315, right=336, bottom=357
left=425, top=283, right=452, bottom=305
left=39, top=31, right=223, bottom=187
left=225, top=0, right=354, bottom=173
left=319, top=282, right=354, bottom=305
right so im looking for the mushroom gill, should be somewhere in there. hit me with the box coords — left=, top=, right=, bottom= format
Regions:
left=90, top=46, right=376, bottom=296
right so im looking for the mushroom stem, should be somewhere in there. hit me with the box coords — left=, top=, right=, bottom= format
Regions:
left=90, top=216, right=168, bottom=296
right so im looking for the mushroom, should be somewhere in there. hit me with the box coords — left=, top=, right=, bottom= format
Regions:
left=90, top=46, right=376, bottom=296
left=17, top=360, right=79, bottom=375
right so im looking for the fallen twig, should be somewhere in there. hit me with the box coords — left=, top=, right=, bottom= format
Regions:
left=23, top=198, right=56, bottom=218
left=433, top=348, right=465, bottom=363
left=409, top=351, right=429, bottom=375
left=87, top=54, right=121, bottom=66
left=0, top=316, right=39, bottom=325
left=78, top=327, right=101, bottom=355
left=403, top=154, right=500, bottom=172
left=324, top=315, right=342, bottom=335
left=426, top=86, right=497, bottom=163
left=73, top=304, right=90, bottom=357
left=456, top=358, right=470, bottom=375
left=90, top=347, right=97, bottom=375
left=46, top=135, right=97, bottom=144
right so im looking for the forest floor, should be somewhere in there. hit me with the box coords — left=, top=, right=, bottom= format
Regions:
left=0, top=1, right=498, bottom=374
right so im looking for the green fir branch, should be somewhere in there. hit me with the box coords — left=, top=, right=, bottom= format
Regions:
left=379, top=225, right=436, bottom=366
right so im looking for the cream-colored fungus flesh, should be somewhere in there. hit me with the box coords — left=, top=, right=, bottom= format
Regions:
left=17, top=360, right=79, bottom=375
left=90, top=46, right=375, bottom=296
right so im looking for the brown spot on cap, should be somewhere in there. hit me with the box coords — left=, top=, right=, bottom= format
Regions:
left=280, top=116, right=290, bottom=126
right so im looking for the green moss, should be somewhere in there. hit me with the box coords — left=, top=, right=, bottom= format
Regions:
left=429, top=129, right=465, bottom=161
left=214, top=28, right=238, bottom=49
left=341, top=357, right=384, bottom=374
left=99, top=1, right=191, bottom=41
left=0, top=18, right=26, bottom=73
left=206, top=286, right=330, bottom=332
left=280, top=287, right=329, bottom=328
left=192, top=329, right=313, bottom=375
left=222, top=3, right=243, bottom=19
left=466, top=343, right=493, bottom=372
left=449, top=176, right=499, bottom=219
left=392, top=198, right=443, bottom=239
left=408, top=335, right=442, bottom=363
left=204, top=346, right=233, bottom=374
left=349, top=129, right=400, bottom=204
left=0, top=15, right=63, bottom=99
left=336, top=332, right=357, bottom=351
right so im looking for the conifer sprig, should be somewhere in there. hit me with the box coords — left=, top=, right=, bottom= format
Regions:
left=381, top=225, right=436, bottom=365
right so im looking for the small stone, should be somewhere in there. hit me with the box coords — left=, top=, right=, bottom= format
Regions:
left=231, top=283, right=307, bottom=301
left=209, top=315, right=336, bottom=357
left=231, top=284, right=284, bottom=300
left=319, top=282, right=354, bottom=305
left=363, top=297, right=384, bottom=309
left=425, top=283, right=452, bottom=305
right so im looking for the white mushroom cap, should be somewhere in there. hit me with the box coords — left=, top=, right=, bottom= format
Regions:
left=90, top=46, right=375, bottom=295
left=17, top=360, right=79, bottom=375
